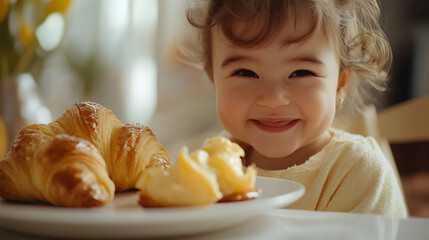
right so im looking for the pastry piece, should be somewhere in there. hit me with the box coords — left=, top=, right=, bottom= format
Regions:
left=200, top=137, right=258, bottom=201
left=137, top=137, right=258, bottom=207
left=0, top=101, right=169, bottom=207
left=138, top=147, right=222, bottom=207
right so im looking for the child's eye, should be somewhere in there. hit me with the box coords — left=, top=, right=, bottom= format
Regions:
left=289, top=70, right=316, bottom=78
left=232, top=69, right=259, bottom=78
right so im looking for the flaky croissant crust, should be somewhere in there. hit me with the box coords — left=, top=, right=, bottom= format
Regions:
left=0, top=101, right=169, bottom=207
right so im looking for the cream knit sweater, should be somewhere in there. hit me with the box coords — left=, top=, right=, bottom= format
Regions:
left=256, top=128, right=408, bottom=218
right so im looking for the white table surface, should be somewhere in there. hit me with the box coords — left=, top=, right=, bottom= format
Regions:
left=1, top=209, right=428, bottom=240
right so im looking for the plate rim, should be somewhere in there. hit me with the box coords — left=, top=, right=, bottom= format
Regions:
left=0, top=176, right=305, bottom=227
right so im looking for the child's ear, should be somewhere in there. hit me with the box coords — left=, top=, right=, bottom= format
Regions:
left=336, top=69, right=351, bottom=105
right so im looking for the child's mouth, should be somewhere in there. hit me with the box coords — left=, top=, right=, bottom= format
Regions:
left=251, top=119, right=299, bottom=133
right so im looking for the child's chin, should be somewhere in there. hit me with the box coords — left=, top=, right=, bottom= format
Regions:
left=253, top=143, right=296, bottom=159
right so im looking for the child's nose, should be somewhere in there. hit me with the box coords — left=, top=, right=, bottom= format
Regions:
left=255, top=82, right=290, bottom=108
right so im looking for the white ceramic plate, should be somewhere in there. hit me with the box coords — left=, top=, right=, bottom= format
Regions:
left=0, top=176, right=304, bottom=239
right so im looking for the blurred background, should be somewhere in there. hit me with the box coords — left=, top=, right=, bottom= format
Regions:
left=0, top=0, right=220, bottom=158
left=0, top=0, right=428, bottom=217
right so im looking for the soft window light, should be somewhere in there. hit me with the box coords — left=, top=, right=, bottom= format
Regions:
left=35, top=13, right=64, bottom=51
left=126, top=57, right=157, bottom=125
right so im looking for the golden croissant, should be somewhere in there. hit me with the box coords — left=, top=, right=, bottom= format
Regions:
left=0, top=101, right=169, bottom=207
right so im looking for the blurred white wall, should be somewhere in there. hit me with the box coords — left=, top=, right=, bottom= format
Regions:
left=37, top=0, right=221, bottom=159
left=150, top=0, right=221, bottom=157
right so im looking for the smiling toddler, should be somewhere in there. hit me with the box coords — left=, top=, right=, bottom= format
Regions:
left=185, top=0, right=407, bottom=217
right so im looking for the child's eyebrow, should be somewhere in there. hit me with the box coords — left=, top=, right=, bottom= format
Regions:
left=287, top=56, right=324, bottom=66
left=220, top=55, right=324, bottom=68
left=221, top=55, right=256, bottom=68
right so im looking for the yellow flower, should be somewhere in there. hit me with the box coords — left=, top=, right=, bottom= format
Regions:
left=46, top=0, right=72, bottom=16
left=0, top=0, right=9, bottom=23
left=0, top=116, right=7, bottom=158
left=19, top=23, right=34, bottom=46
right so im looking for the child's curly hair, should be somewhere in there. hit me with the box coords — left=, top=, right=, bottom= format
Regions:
left=185, top=0, right=392, bottom=116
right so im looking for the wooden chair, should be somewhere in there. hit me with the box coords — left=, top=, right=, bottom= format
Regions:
left=0, top=117, right=6, bottom=158
left=378, top=95, right=429, bottom=144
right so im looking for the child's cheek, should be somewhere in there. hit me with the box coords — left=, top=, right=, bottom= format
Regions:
left=299, top=89, right=336, bottom=124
